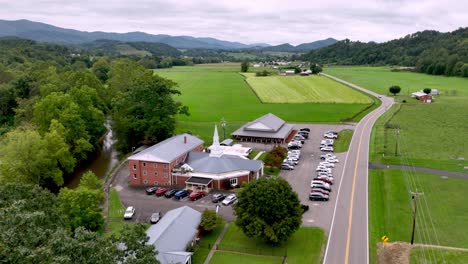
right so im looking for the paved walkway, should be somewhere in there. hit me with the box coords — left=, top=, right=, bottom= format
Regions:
left=253, top=151, right=265, bottom=160
left=369, top=163, right=468, bottom=179
left=203, top=223, right=229, bottom=264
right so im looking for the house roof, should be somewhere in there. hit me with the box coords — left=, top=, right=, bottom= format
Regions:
left=158, top=252, right=193, bottom=264
left=146, top=206, right=201, bottom=262
left=232, top=123, right=294, bottom=139
left=412, top=92, right=428, bottom=97
left=185, top=152, right=263, bottom=174
left=127, top=134, right=204, bottom=163
left=243, top=113, right=285, bottom=132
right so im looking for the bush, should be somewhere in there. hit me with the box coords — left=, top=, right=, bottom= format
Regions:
left=255, top=70, right=270, bottom=77
left=200, top=209, right=222, bottom=233
left=241, top=181, right=249, bottom=188
left=264, top=146, right=287, bottom=167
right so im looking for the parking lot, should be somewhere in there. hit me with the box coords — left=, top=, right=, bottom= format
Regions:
left=279, top=123, right=355, bottom=231
left=112, top=123, right=355, bottom=229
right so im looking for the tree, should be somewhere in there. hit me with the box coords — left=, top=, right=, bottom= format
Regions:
left=111, top=224, right=160, bottom=264
left=264, top=146, right=287, bottom=167
left=200, top=209, right=222, bottom=233
left=389, top=85, right=401, bottom=96
left=80, top=171, right=103, bottom=191
left=234, top=178, right=302, bottom=244
left=423, top=88, right=432, bottom=94
left=111, top=71, right=189, bottom=152
left=310, top=63, right=323, bottom=74
left=92, top=58, right=111, bottom=82
left=241, top=61, right=249, bottom=72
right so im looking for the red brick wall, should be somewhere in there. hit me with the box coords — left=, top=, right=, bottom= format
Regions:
left=128, top=143, right=204, bottom=186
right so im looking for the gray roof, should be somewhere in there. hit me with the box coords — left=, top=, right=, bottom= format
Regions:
left=243, top=113, right=285, bottom=132
left=158, top=252, right=193, bottom=264
left=146, top=206, right=201, bottom=264
left=232, top=123, right=294, bottom=139
left=128, top=134, right=204, bottom=163
left=185, top=152, right=263, bottom=174
left=220, top=139, right=234, bottom=146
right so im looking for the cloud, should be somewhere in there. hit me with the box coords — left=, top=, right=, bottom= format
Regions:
left=0, top=0, right=466, bottom=45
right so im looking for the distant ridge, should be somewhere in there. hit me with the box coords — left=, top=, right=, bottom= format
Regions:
left=0, top=19, right=336, bottom=51
left=261, top=38, right=338, bottom=53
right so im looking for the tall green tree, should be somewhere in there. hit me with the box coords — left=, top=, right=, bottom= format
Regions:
left=111, top=71, right=189, bottom=152
left=241, top=61, right=249, bottom=72
left=111, top=224, right=160, bottom=264
left=234, top=178, right=302, bottom=244
left=200, top=209, right=222, bottom=233
left=389, top=85, right=401, bottom=96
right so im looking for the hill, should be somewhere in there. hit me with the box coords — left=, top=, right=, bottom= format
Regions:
left=0, top=19, right=253, bottom=49
left=261, top=38, right=338, bottom=53
left=303, top=28, right=468, bottom=77
left=80, top=39, right=181, bottom=57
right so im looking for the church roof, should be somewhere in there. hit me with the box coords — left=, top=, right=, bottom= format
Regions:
left=185, top=152, right=263, bottom=174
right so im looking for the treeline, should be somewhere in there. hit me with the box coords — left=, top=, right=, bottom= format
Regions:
left=302, top=28, right=468, bottom=77
left=0, top=37, right=188, bottom=191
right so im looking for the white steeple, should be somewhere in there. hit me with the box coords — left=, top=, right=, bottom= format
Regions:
left=210, top=124, right=223, bottom=158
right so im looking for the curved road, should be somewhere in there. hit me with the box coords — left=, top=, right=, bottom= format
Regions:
left=320, top=73, right=394, bottom=264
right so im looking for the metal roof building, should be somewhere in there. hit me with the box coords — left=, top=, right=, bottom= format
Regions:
left=146, top=206, right=201, bottom=264
left=231, top=113, right=294, bottom=143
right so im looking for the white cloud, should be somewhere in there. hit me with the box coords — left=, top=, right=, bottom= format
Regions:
left=0, top=0, right=466, bottom=45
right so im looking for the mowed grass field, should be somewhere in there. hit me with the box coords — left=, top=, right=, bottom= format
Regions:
left=216, top=224, right=325, bottom=264
left=243, top=73, right=372, bottom=103
left=369, top=169, right=468, bottom=263
left=326, top=66, right=468, bottom=172
left=155, top=66, right=375, bottom=143
left=411, top=248, right=468, bottom=264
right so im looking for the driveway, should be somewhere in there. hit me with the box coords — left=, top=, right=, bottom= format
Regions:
left=112, top=164, right=237, bottom=223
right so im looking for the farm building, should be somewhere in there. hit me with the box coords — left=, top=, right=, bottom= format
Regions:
left=172, top=126, right=263, bottom=191
left=146, top=206, right=201, bottom=264
left=411, top=92, right=433, bottom=103
left=285, top=70, right=295, bottom=76
left=231, top=113, right=295, bottom=144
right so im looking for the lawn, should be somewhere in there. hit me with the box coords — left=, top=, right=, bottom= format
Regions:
left=244, top=73, right=372, bottom=104
left=218, top=224, right=325, bottom=264
left=155, top=66, right=376, bottom=143
left=368, top=169, right=468, bottom=263
left=410, top=248, right=468, bottom=264
left=248, top=150, right=260, bottom=160
left=106, top=188, right=127, bottom=236
left=192, top=223, right=226, bottom=264
left=210, top=251, right=283, bottom=264
left=327, top=66, right=468, bottom=172
left=333, top=129, right=354, bottom=152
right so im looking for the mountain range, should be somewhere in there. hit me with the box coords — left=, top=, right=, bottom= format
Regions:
left=0, top=19, right=337, bottom=51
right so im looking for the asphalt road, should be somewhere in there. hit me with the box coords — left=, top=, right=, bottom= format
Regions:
left=321, top=73, right=394, bottom=264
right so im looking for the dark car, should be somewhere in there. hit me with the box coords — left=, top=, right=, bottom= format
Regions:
left=164, top=189, right=178, bottom=198
left=281, top=163, right=294, bottom=170
left=173, top=190, right=190, bottom=200
left=288, top=145, right=301, bottom=150
left=145, top=186, right=158, bottom=195
left=189, top=191, right=207, bottom=201
left=150, top=212, right=161, bottom=224
left=309, top=192, right=329, bottom=201
left=301, top=204, right=310, bottom=213
left=155, top=187, right=170, bottom=197
left=300, top=128, right=310, bottom=132
left=212, top=193, right=226, bottom=203
left=297, top=132, right=309, bottom=139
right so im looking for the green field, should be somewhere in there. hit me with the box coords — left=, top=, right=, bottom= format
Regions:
left=192, top=223, right=226, bottom=264
left=333, top=129, right=354, bottom=152
left=327, top=66, right=468, bottom=172
left=244, top=73, right=372, bottom=103
left=217, top=224, right=325, bottom=264
left=210, top=251, right=283, bottom=264
left=369, top=169, right=468, bottom=263
left=410, top=248, right=468, bottom=264
left=155, top=66, right=376, bottom=143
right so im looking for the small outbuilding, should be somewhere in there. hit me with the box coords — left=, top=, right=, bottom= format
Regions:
left=411, top=92, right=432, bottom=103
left=285, top=70, right=295, bottom=76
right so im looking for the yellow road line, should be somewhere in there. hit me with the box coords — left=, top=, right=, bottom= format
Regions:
left=344, top=108, right=382, bottom=264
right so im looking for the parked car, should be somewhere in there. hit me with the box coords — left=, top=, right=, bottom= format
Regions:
left=317, top=172, right=333, bottom=177
left=320, top=146, right=334, bottom=152
left=174, top=190, right=190, bottom=200
left=189, top=191, right=207, bottom=201
left=222, top=194, right=237, bottom=206
left=287, top=154, right=300, bottom=160
left=150, top=212, right=161, bottom=224
left=124, top=206, right=135, bottom=220
left=300, top=128, right=310, bottom=132
left=320, top=153, right=336, bottom=160
left=313, top=177, right=334, bottom=185
left=309, top=192, right=329, bottom=201
left=164, top=189, right=178, bottom=198
left=326, top=158, right=339, bottom=163
left=281, top=163, right=295, bottom=170
left=145, top=186, right=158, bottom=195
left=297, top=132, right=309, bottom=139
left=319, top=162, right=335, bottom=168
left=288, top=145, right=301, bottom=150
left=290, top=140, right=303, bottom=146
left=324, top=133, right=338, bottom=139
left=293, top=138, right=305, bottom=144
left=294, top=134, right=305, bottom=140
left=316, top=166, right=332, bottom=171
left=324, top=130, right=338, bottom=135
left=283, top=160, right=296, bottom=167
left=288, top=150, right=301, bottom=155
left=212, top=193, right=226, bottom=203
left=311, top=180, right=332, bottom=191
left=284, top=158, right=299, bottom=165
left=311, top=188, right=330, bottom=195
left=155, top=187, right=170, bottom=197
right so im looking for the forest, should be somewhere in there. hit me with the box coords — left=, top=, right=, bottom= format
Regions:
left=302, top=28, right=468, bottom=77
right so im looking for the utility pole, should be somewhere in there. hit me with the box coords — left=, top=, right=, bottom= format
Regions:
left=221, top=117, right=226, bottom=140
left=395, top=126, right=400, bottom=156
left=410, top=191, right=424, bottom=245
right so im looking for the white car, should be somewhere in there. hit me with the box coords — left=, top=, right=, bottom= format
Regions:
left=321, top=139, right=334, bottom=145
left=317, top=172, right=333, bottom=177
left=319, top=162, right=335, bottom=168
left=124, top=206, right=135, bottom=219
left=320, top=153, right=336, bottom=160
left=222, top=194, right=237, bottom=206
left=324, top=133, right=338, bottom=139
left=326, top=158, right=339, bottom=163
left=320, top=146, right=334, bottom=152
left=288, top=150, right=301, bottom=155
left=283, top=158, right=299, bottom=165
left=288, top=154, right=300, bottom=159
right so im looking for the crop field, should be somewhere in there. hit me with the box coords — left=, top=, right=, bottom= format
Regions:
left=327, top=66, right=468, bottom=172
left=155, top=66, right=376, bottom=143
left=244, top=73, right=373, bottom=103
left=369, top=169, right=468, bottom=263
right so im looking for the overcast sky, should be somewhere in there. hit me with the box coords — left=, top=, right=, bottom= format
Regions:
left=1, top=0, right=467, bottom=45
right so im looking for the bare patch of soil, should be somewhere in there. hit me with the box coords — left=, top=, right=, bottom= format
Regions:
left=377, top=242, right=412, bottom=264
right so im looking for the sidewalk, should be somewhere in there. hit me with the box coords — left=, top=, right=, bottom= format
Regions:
left=203, top=223, right=229, bottom=264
